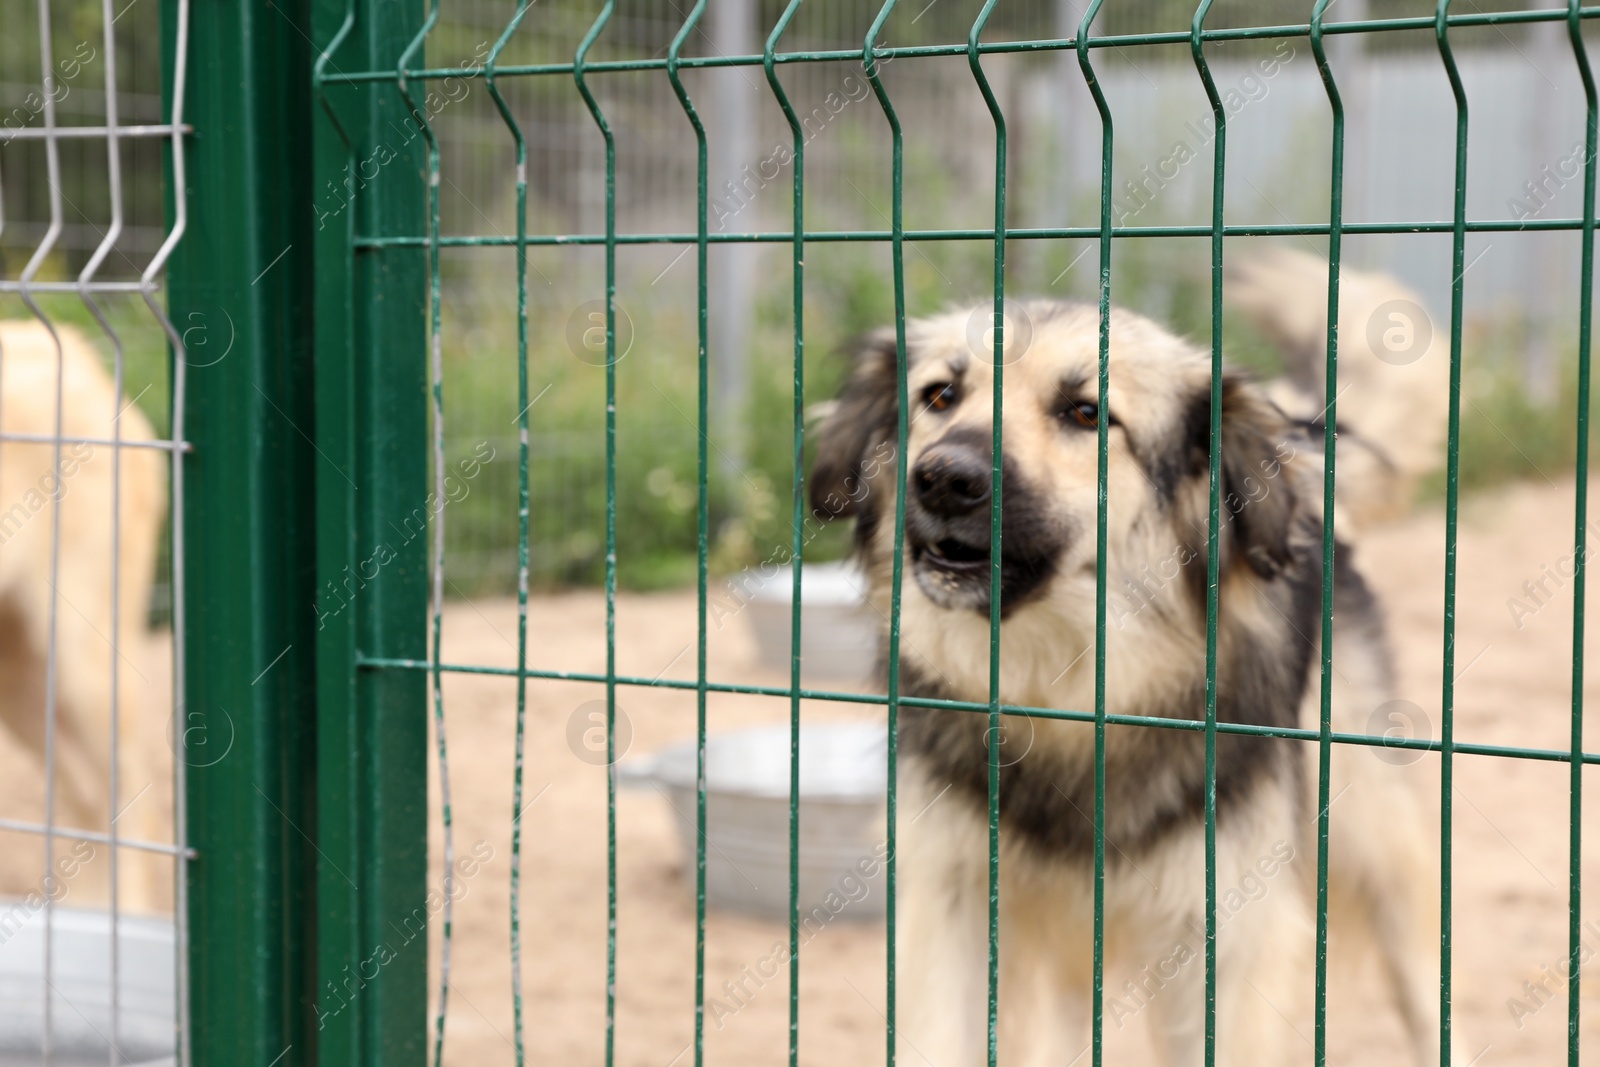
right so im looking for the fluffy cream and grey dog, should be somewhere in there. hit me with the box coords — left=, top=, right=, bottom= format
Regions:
left=0, top=318, right=166, bottom=910
left=810, top=250, right=1453, bottom=1066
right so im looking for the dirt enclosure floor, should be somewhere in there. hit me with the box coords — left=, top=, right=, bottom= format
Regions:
left=5, top=478, right=1600, bottom=1065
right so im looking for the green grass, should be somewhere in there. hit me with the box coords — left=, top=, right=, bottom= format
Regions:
left=1427, top=312, right=1593, bottom=500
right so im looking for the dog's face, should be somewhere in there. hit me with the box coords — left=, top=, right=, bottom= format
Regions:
left=811, top=300, right=1308, bottom=629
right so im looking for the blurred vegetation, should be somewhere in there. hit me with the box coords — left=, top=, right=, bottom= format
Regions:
left=1431, top=312, right=1595, bottom=499
left=361, top=233, right=1600, bottom=596
left=9, top=233, right=1596, bottom=600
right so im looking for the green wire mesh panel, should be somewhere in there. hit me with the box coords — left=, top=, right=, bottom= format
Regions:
left=305, top=2, right=1600, bottom=1066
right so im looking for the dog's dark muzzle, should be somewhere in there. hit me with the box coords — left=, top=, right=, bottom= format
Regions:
left=914, top=445, right=992, bottom=518
left=904, top=434, right=1064, bottom=614
left=910, top=443, right=994, bottom=574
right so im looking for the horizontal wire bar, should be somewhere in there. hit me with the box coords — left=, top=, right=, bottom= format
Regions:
left=0, top=280, right=158, bottom=293
left=0, top=123, right=193, bottom=144
left=319, top=6, right=1600, bottom=83
left=355, top=654, right=1600, bottom=765
left=0, top=431, right=191, bottom=452
left=354, top=218, right=1587, bottom=250
left=0, top=816, right=197, bottom=858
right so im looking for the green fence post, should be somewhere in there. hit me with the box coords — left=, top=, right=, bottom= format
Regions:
left=310, top=0, right=431, bottom=1061
left=163, top=0, right=321, bottom=1061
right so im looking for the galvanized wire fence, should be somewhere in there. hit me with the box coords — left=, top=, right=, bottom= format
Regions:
left=0, top=0, right=191, bottom=1057
left=302, top=1, right=1600, bottom=1066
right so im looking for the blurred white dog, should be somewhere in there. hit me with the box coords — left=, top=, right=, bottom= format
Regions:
left=0, top=318, right=166, bottom=910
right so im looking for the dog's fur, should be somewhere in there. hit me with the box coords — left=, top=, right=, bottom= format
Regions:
left=0, top=318, right=166, bottom=910
left=810, top=254, right=1452, bottom=1066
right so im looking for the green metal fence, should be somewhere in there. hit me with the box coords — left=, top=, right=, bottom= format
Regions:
left=166, top=0, right=1600, bottom=1065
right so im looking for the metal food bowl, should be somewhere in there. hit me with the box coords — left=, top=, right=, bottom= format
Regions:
left=622, top=722, right=889, bottom=922
left=0, top=904, right=175, bottom=1067
left=743, top=562, right=880, bottom=683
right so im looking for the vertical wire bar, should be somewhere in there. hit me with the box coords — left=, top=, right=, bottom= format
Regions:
left=762, top=6, right=808, bottom=1065
left=313, top=6, right=358, bottom=148
left=77, top=0, right=128, bottom=1048
left=762, top=17, right=807, bottom=1066
left=485, top=8, right=534, bottom=1060
left=1567, top=3, right=1595, bottom=1063
left=1189, top=4, right=1223, bottom=1063
left=139, top=0, right=190, bottom=1053
left=1434, top=5, right=1466, bottom=1059
left=396, top=8, right=453, bottom=1059
left=966, top=10, right=1005, bottom=1065
left=1308, top=8, right=1343, bottom=1067
left=17, top=0, right=69, bottom=1051
left=0, top=107, right=4, bottom=574
left=664, top=11, right=710, bottom=1065
left=1074, top=5, right=1111, bottom=1064
left=862, top=10, right=905, bottom=1062
left=573, top=13, right=619, bottom=1063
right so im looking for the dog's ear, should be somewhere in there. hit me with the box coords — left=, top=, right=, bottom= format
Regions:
left=1184, top=372, right=1304, bottom=579
left=809, top=328, right=901, bottom=521
left=1217, top=373, right=1303, bottom=578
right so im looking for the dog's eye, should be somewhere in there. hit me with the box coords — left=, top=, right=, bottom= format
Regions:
left=1060, top=400, right=1100, bottom=428
left=921, top=382, right=958, bottom=412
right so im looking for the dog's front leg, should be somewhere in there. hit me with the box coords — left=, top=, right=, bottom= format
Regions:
left=1144, top=877, right=1310, bottom=1067
left=1144, top=931, right=1210, bottom=1067
left=997, top=883, right=1089, bottom=1067
left=895, top=770, right=989, bottom=1067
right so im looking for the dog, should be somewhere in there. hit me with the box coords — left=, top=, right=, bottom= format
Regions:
left=809, top=252, right=1453, bottom=1066
left=0, top=318, right=167, bottom=911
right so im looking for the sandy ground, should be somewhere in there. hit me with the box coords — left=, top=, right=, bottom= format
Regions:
left=5, top=477, right=1600, bottom=1064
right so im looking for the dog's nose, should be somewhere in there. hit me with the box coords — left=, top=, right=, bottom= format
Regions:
left=913, top=445, right=992, bottom=517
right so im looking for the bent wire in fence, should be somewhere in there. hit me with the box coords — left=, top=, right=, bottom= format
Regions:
left=315, top=5, right=1600, bottom=1067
